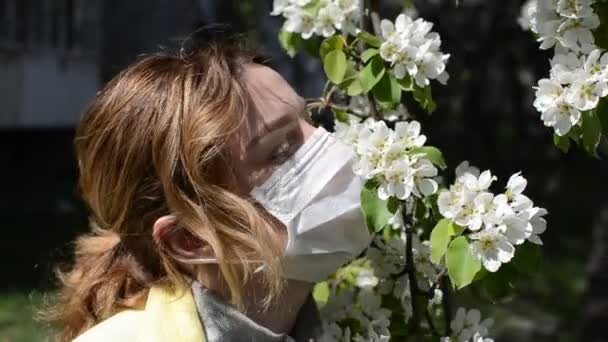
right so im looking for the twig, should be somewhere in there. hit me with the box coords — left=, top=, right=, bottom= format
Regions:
left=368, top=1, right=381, bottom=35
left=359, top=0, right=381, bottom=120
left=442, top=277, right=452, bottom=336
left=402, top=200, right=421, bottom=334
left=425, top=307, right=441, bottom=337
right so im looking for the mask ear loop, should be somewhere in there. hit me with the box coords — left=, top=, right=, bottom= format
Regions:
left=161, top=224, right=268, bottom=273
left=173, top=256, right=267, bottom=274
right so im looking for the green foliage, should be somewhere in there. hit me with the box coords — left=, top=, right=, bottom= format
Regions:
left=361, top=48, right=380, bottom=62
left=593, top=2, right=608, bottom=49
left=357, top=31, right=382, bottom=48
left=482, top=264, right=518, bottom=301
left=397, top=76, right=415, bottom=92
left=324, top=49, right=348, bottom=84
left=446, top=236, right=482, bottom=289
left=413, top=85, right=437, bottom=114
left=553, top=133, right=571, bottom=153
left=512, top=241, right=542, bottom=275
left=333, top=108, right=350, bottom=122
left=347, top=77, right=364, bottom=96
left=411, top=146, right=447, bottom=170
left=278, top=26, right=302, bottom=58
left=0, top=292, right=52, bottom=341
left=373, top=72, right=402, bottom=108
left=320, top=35, right=346, bottom=60
left=597, top=97, right=608, bottom=135
left=361, top=180, right=394, bottom=233
left=313, top=281, right=331, bottom=306
left=430, top=219, right=463, bottom=264
left=343, top=60, right=359, bottom=84
left=359, top=55, right=386, bottom=93
left=302, top=37, right=322, bottom=58
left=582, top=110, right=602, bottom=156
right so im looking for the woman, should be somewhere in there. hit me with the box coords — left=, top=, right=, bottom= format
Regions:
left=44, top=29, right=371, bottom=342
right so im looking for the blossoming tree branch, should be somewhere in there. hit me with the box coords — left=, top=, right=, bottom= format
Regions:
left=520, top=0, right=608, bottom=156
left=273, top=1, right=552, bottom=341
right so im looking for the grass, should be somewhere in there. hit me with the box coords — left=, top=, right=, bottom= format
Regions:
left=0, top=292, right=52, bottom=342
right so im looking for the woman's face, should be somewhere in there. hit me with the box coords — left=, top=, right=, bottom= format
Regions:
left=231, top=64, right=316, bottom=194
left=228, top=64, right=316, bottom=249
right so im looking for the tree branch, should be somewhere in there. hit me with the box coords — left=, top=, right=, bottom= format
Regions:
left=402, top=200, right=422, bottom=335
left=359, top=0, right=381, bottom=120
left=442, top=276, right=452, bottom=336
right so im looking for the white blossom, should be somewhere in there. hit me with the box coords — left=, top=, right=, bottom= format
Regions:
left=525, top=207, right=549, bottom=245
left=439, top=163, right=547, bottom=272
left=379, top=13, right=450, bottom=87
left=470, top=227, right=515, bottom=272
left=283, top=7, right=316, bottom=39
left=523, top=0, right=608, bottom=135
left=356, top=269, right=379, bottom=289
left=315, top=3, right=344, bottom=37
left=443, top=308, right=494, bottom=342
left=271, top=0, right=361, bottom=39
left=566, top=76, right=608, bottom=110
left=533, top=78, right=582, bottom=136
left=518, top=0, right=537, bottom=31
left=336, top=118, right=438, bottom=201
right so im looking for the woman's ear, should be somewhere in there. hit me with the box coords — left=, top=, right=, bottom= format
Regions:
left=152, top=215, right=215, bottom=261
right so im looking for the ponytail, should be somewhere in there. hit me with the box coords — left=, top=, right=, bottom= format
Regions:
left=43, top=225, right=155, bottom=341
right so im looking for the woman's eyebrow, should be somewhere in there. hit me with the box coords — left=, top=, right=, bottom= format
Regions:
left=246, top=113, right=295, bottom=150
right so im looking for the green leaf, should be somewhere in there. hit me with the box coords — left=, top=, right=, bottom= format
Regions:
left=324, top=50, right=348, bottom=84
left=582, top=110, right=602, bottom=156
left=482, top=264, right=518, bottom=301
left=430, top=219, right=458, bottom=264
left=361, top=180, right=393, bottom=233
left=302, top=37, right=322, bottom=58
left=512, top=242, right=542, bottom=275
left=414, top=199, right=428, bottom=222
left=413, top=85, right=437, bottom=114
left=361, top=48, right=379, bottom=63
left=387, top=197, right=401, bottom=214
left=597, top=98, right=608, bottom=135
left=373, top=72, right=402, bottom=106
left=446, top=236, right=482, bottom=289
left=553, top=133, right=571, bottom=153
left=347, top=79, right=364, bottom=96
left=411, top=146, right=447, bottom=170
left=396, top=75, right=414, bottom=92
left=278, top=27, right=301, bottom=58
left=333, top=109, right=349, bottom=123
left=359, top=56, right=386, bottom=93
left=312, top=281, right=330, bottom=306
left=357, top=31, right=382, bottom=48
left=320, top=35, right=346, bottom=60
left=342, top=60, right=358, bottom=83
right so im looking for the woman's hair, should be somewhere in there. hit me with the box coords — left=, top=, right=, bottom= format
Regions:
left=43, top=29, right=285, bottom=341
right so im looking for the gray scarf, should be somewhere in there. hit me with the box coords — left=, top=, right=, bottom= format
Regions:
left=191, top=283, right=323, bottom=342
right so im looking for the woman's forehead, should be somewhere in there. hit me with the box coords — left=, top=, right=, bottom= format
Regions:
left=243, top=64, right=303, bottom=120
left=238, top=65, right=304, bottom=146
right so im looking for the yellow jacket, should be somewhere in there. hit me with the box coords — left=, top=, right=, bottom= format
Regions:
left=73, top=286, right=207, bottom=342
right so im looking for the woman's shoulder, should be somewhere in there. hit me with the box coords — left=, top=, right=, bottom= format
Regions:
left=72, top=285, right=207, bottom=342
left=73, top=310, right=144, bottom=342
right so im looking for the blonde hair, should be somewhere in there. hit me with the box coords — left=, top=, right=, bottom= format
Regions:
left=43, top=33, right=284, bottom=341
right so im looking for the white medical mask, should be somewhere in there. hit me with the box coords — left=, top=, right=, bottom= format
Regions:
left=250, top=127, right=372, bottom=283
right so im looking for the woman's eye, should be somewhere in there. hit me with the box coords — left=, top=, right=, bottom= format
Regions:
left=270, top=141, right=294, bottom=164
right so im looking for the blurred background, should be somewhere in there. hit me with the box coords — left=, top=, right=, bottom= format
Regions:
left=0, top=0, right=606, bottom=341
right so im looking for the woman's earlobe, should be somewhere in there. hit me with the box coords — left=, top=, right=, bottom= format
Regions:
left=152, top=215, right=213, bottom=261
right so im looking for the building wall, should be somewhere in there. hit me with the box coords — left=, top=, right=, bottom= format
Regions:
left=0, top=53, right=23, bottom=127
left=19, top=53, right=98, bottom=127
left=0, top=0, right=101, bottom=128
